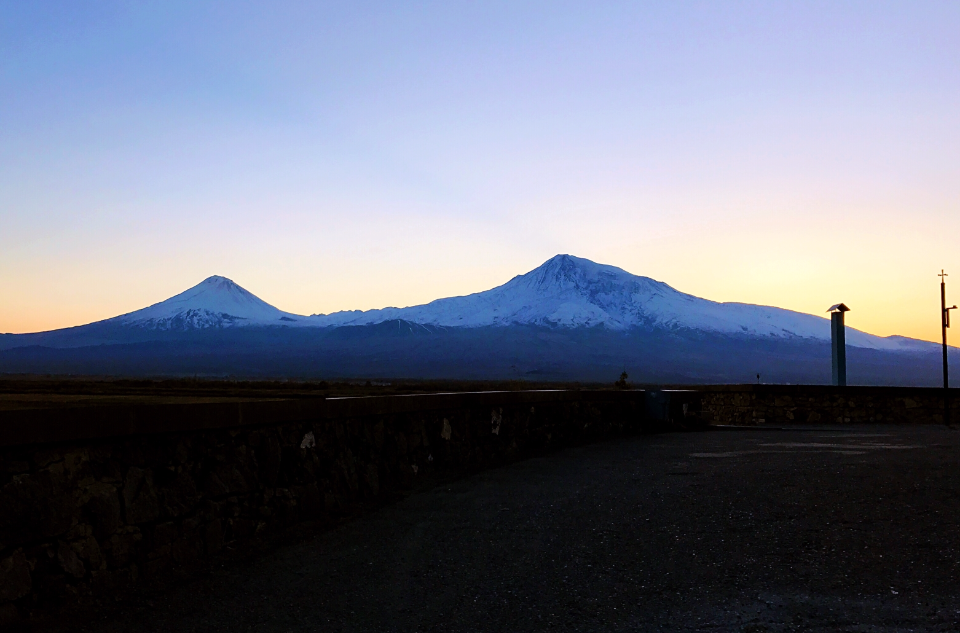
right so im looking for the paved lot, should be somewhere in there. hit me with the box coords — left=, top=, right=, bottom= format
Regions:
left=76, top=425, right=960, bottom=632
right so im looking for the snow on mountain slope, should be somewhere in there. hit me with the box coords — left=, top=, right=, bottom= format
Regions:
left=92, top=257, right=936, bottom=353
left=308, top=255, right=928, bottom=352
left=112, top=275, right=307, bottom=330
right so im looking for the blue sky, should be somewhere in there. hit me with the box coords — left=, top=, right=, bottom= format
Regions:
left=2, top=1, right=959, bottom=340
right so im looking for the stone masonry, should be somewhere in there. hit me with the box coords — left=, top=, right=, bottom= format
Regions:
left=699, top=385, right=959, bottom=426
left=0, top=391, right=647, bottom=622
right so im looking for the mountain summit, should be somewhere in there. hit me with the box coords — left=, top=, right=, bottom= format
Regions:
left=309, top=255, right=916, bottom=351
left=112, top=275, right=301, bottom=330
left=312, top=254, right=668, bottom=329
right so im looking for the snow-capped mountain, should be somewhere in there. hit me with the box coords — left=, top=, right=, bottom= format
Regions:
left=309, top=255, right=926, bottom=352
left=112, top=275, right=305, bottom=330
left=4, top=254, right=954, bottom=384
left=22, top=255, right=935, bottom=354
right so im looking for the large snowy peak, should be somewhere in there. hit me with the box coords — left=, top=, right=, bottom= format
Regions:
left=308, top=254, right=749, bottom=330
left=307, top=255, right=639, bottom=329
left=310, top=255, right=920, bottom=351
left=112, top=275, right=305, bottom=330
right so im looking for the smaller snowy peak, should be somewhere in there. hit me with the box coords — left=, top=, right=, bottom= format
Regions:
left=112, top=275, right=307, bottom=330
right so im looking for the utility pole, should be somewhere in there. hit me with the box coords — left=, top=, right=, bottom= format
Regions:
left=940, top=270, right=957, bottom=425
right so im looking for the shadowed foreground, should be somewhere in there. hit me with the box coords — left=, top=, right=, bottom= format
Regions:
left=66, top=425, right=960, bottom=632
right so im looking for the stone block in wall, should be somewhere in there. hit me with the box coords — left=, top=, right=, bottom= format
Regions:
left=57, top=540, right=85, bottom=579
left=271, top=490, right=297, bottom=523
left=277, top=446, right=305, bottom=487
left=0, top=469, right=77, bottom=545
left=146, top=522, right=178, bottom=560
left=122, top=467, right=160, bottom=525
left=203, top=463, right=251, bottom=498
left=203, top=519, right=223, bottom=555
left=101, top=528, right=142, bottom=569
left=364, top=464, right=379, bottom=498
left=144, top=550, right=172, bottom=578
left=173, top=518, right=203, bottom=565
left=279, top=424, right=306, bottom=448
left=117, top=438, right=174, bottom=470
left=88, top=566, right=136, bottom=595
left=294, top=483, right=323, bottom=518
left=0, top=602, right=20, bottom=627
left=406, top=426, right=422, bottom=450
left=173, top=438, right=193, bottom=464
left=253, top=431, right=282, bottom=487
left=33, top=571, right=69, bottom=604
left=32, top=449, right=64, bottom=468
left=69, top=535, right=103, bottom=572
left=83, top=445, right=123, bottom=483
left=227, top=518, right=257, bottom=542
left=0, top=549, right=32, bottom=602
left=336, top=449, right=360, bottom=496
left=81, top=483, right=121, bottom=541
left=2, top=459, right=30, bottom=475
left=159, top=471, right=200, bottom=518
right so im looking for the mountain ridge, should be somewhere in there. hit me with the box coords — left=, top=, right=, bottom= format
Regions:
left=1, top=255, right=944, bottom=355
left=306, top=255, right=933, bottom=352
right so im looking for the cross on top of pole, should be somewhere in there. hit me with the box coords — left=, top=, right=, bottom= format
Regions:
left=941, top=269, right=948, bottom=281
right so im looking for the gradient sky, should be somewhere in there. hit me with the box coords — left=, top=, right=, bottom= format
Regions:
left=2, top=1, right=959, bottom=341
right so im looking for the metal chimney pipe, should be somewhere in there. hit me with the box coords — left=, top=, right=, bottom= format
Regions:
left=827, top=304, right=850, bottom=387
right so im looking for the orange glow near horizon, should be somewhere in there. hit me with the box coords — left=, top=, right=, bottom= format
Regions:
left=2, top=199, right=957, bottom=346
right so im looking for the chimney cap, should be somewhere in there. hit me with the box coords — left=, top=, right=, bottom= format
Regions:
left=827, top=303, right=850, bottom=313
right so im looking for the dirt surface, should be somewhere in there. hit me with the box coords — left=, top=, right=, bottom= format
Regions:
left=0, top=394, right=289, bottom=411
left=0, top=377, right=599, bottom=410
left=0, top=377, right=568, bottom=411
left=61, top=425, right=960, bottom=632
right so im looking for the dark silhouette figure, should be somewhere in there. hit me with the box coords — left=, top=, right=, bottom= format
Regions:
left=615, top=371, right=629, bottom=389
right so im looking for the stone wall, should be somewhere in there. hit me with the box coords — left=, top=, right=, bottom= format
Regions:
left=0, top=390, right=649, bottom=622
left=4, top=384, right=953, bottom=623
left=698, top=385, right=959, bottom=426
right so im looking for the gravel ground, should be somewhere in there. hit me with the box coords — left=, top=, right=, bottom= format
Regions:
left=69, top=425, right=960, bottom=632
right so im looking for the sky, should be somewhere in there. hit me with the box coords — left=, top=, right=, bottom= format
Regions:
left=2, top=1, right=959, bottom=342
